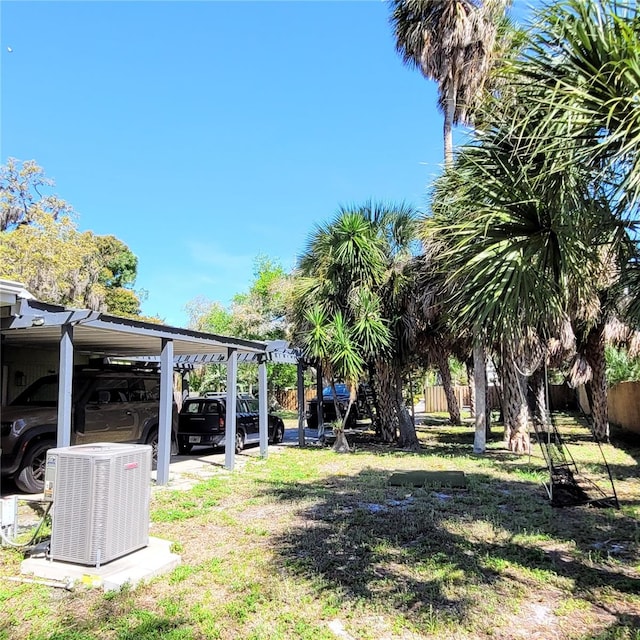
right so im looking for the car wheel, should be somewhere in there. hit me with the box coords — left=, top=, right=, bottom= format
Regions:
left=235, top=430, right=245, bottom=454
left=274, top=422, right=284, bottom=444
left=15, top=440, right=53, bottom=494
left=178, top=442, right=193, bottom=455
left=146, top=429, right=159, bottom=468
left=306, top=416, right=318, bottom=430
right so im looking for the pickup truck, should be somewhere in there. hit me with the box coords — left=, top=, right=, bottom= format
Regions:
left=177, top=395, right=285, bottom=454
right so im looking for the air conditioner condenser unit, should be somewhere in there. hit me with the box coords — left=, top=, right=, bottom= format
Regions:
left=44, top=443, right=152, bottom=566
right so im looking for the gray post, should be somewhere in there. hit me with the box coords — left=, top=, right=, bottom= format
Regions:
left=316, top=367, right=324, bottom=437
left=57, top=324, right=74, bottom=448
left=156, top=338, right=174, bottom=485
left=258, top=358, right=268, bottom=458
left=297, top=361, right=305, bottom=446
left=225, top=348, right=238, bottom=470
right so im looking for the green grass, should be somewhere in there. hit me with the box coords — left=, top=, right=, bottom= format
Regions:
left=1, top=413, right=639, bottom=639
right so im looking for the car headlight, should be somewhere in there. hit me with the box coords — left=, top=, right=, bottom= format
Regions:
left=13, top=419, right=27, bottom=435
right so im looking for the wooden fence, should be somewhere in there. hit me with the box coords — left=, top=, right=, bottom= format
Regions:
left=608, top=381, right=640, bottom=434
left=422, top=384, right=576, bottom=414
left=273, top=382, right=586, bottom=418
left=273, top=388, right=316, bottom=411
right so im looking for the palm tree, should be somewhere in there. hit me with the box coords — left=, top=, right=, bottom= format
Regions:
left=298, top=305, right=367, bottom=452
left=390, top=0, right=510, bottom=446
left=518, top=0, right=640, bottom=210
left=291, top=202, right=422, bottom=449
left=390, top=0, right=509, bottom=166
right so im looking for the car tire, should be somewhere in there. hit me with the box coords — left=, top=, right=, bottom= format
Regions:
left=274, top=422, right=284, bottom=444
left=306, top=416, right=318, bottom=430
left=15, top=440, right=53, bottom=494
left=146, top=428, right=159, bottom=468
left=178, top=442, right=193, bottom=455
left=235, top=430, right=245, bottom=455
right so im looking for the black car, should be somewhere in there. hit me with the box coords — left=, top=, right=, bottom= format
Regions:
left=177, top=395, right=285, bottom=454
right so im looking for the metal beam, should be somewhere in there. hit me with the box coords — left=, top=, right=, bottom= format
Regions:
left=224, top=348, right=238, bottom=470
left=2, top=309, right=99, bottom=330
left=258, top=359, right=268, bottom=458
left=127, top=349, right=301, bottom=366
left=156, top=338, right=174, bottom=485
left=316, top=367, right=324, bottom=438
left=56, top=324, right=74, bottom=448
left=297, top=362, right=305, bottom=446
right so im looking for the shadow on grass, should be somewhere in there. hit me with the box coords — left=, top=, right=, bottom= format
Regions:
left=577, top=616, right=640, bottom=640
left=259, top=461, right=640, bottom=634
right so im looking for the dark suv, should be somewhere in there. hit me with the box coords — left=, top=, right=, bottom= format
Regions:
left=306, top=383, right=369, bottom=429
left=177, top=395, right=285, bottom=455
left=0, top=366, right=176, bottom=493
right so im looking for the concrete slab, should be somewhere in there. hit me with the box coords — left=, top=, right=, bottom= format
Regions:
left=21, top=536, right=181, bottom=591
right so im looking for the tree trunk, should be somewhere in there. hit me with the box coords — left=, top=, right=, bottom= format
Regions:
left=467, top=360, right=476, bottom=418
left=444, top=83, right=455, bottom=167
left=485, top=371, right=492, bottom=439
left=373, top=358, right=398, bottom=443
left=435, top=349, right=461, bottom=425
left=492, top=357, right=505, bottom=424
left=528, top=367, right=549, bottom=435
left=332, top=430, right=351, bottom=452
left=332, top=393, right=353, bottom=454
left=395, top=367, right=420, bottom=451
left=473, top=344, right=486, bottom=453
left=584, top=323, right=609, bottom=441
left=329, top=380, right=344, bottom=423
left=502, top=345, right=530, bottom=454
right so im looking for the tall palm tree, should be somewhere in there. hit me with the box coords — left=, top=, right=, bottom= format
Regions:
left=291, top=202, right=422, bottom=449
left=391, top=0, right=510, bottom=447
left=390, top=0, right=509, bottom=166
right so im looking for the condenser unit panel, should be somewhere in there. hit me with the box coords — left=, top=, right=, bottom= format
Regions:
left=47, top=443, right=151, bottom=566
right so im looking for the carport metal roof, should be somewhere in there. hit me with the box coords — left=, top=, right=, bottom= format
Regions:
left=1, top=297, right=268, bottom=358
left=1, top=297, right=302, bottom=364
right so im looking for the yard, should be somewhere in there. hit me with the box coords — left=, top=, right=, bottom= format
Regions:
left=1, top=414, right=639, bottom=640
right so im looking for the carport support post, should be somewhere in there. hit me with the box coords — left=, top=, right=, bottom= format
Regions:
left=157, top=338, right=174, bottom=486
left=225, top=348, right=238, bottom=470
left=57, top=324, right=74, bottom=448
left=316, top=367, right=324, bottom=437
left=258, top=357, right=268, bottom=458
left=297, top=362, right=305, bottom=446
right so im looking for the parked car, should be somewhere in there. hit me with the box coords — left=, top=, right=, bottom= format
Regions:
left=306, top=383, right=370, bottom=430
left=0, top=365, right=177, bottom=494
left=177, top=395, right=285, bottom=454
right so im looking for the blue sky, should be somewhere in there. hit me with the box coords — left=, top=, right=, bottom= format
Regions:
left=2, top=1, right=535, bottom=327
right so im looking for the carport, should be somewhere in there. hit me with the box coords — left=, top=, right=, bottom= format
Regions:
left=1, top=281, right=304, bottom=485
